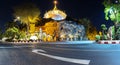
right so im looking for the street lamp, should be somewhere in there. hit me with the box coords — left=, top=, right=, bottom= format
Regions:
left=14, top=16, right=20, bottom=22
left=16, top=16, right=20, bottom=20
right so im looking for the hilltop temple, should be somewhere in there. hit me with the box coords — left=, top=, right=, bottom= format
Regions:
left=29, top=0, right=85, bottom=41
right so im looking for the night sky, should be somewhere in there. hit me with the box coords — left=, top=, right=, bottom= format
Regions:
left=0, top=0, right=114, bottom=30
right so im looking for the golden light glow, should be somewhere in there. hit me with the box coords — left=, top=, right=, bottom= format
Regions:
left=53, top=0, right=58, bottom=10
left=44, top=0, right=67, bottom=20
left=54, top=0, right=58, bottom=5
left=29, top=24, right=35, bottom=33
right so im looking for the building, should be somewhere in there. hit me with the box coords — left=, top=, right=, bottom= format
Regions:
left=29, top=0, right=85, bottom=41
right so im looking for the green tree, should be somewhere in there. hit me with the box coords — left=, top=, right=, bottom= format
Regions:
left=101, top=24, right=107, bottom=31
left=95, top=35, right=101, bottom=41
left=19, top=31, right=26, bottom=40
left=4, top=27, right=19, bottom=40
left=101, top=24, right=107, bottom=40
left=103, top=0, right=120, bottom=23
left=103, top=0, right=120, bottom=39
left=13, top=2, right=40, bottom=34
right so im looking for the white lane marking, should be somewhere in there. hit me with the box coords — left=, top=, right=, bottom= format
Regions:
left=32, top=49, right=90, bottom=65
left=32, top=49, right=46, bottom=53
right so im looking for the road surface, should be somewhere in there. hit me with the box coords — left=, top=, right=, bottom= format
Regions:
left=0, top=42, right=120, bottom=65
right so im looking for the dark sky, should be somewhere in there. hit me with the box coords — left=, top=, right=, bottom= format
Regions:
left=0, top=0, right=114, bottom=30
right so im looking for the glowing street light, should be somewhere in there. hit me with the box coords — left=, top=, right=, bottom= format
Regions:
left=16, top=16, right=20, bottom=20
left=14, top=16, right=20, bottom=22
left=54, top=0, right=58, bottom=5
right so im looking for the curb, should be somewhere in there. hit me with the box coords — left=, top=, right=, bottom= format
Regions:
left=98, top=40, right=120, bottom=44
left=0, top=41, right=95, bottom=45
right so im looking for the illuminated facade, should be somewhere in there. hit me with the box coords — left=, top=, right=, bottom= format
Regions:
left=44, top=0, right=67, bottom=20
left=29, top=0, right=85, bottom=41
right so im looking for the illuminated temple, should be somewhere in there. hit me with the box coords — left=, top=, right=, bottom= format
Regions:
left=44, top=0, right=67, bottom=20
left=29, top=0, right=85, bottom=41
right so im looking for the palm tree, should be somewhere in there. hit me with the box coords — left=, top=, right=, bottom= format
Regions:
left=13, top=2, right=40, bottom=35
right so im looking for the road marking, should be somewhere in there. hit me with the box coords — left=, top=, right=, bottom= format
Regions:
left=32, top=49, right=46, bottom=53
left=32, top=49, right=90, bottom=65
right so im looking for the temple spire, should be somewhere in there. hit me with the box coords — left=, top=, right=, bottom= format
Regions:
left=53, top=0, right=58, bottom=10
left=44, top=0, right=67, bottom=20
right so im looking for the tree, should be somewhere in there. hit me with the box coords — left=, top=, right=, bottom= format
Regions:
left=5, top=21, right=19, bottom=30
left=103, top=0, right=120, bottom=23
left=95, top=35, right=101, bottom=41
left=101, top=24, right=108, bottom=40
left=101, top=24, right=107, bottom=31
left=78, top=18, right=90, bottom=32
left=19, top=31, right=26, bottom=40
left=13, top=2, right=40, bottom=34
left=87, top=24, right=98, bottom=40
left=4, top=27, right=19, bottom=40
left=78, top=18, right=98, bottom=40
left=103, top=0, right=120, bottom=39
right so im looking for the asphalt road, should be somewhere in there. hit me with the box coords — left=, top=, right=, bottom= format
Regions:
left=0, top=42, right=120, bottom=65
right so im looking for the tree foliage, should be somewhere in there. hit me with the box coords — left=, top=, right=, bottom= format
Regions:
left=101, top=24, right=107, bottom=30
left=4, top=22, right=19, bottom=30
left=4, top=27, right=19, bottom=39
left=13, top=2, right=41, bottom=34
left=101, top=24, right=108, bottom=40
left=87, top=25, right=98, bottom=40
left=78, top=18, right=90, bottom=32
left=78, top=18, right=98, bottom=40
left=4, top=27, right=27, bottom=39
left=13, top=3, right=40, bottom=24
left=103, top=0, right=120, bottom=23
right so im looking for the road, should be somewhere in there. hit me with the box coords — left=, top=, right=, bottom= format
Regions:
left=0, top=42, right=120, bottom=65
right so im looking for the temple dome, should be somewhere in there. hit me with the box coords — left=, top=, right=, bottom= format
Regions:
left=44, top=0, right=67, bottom=20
